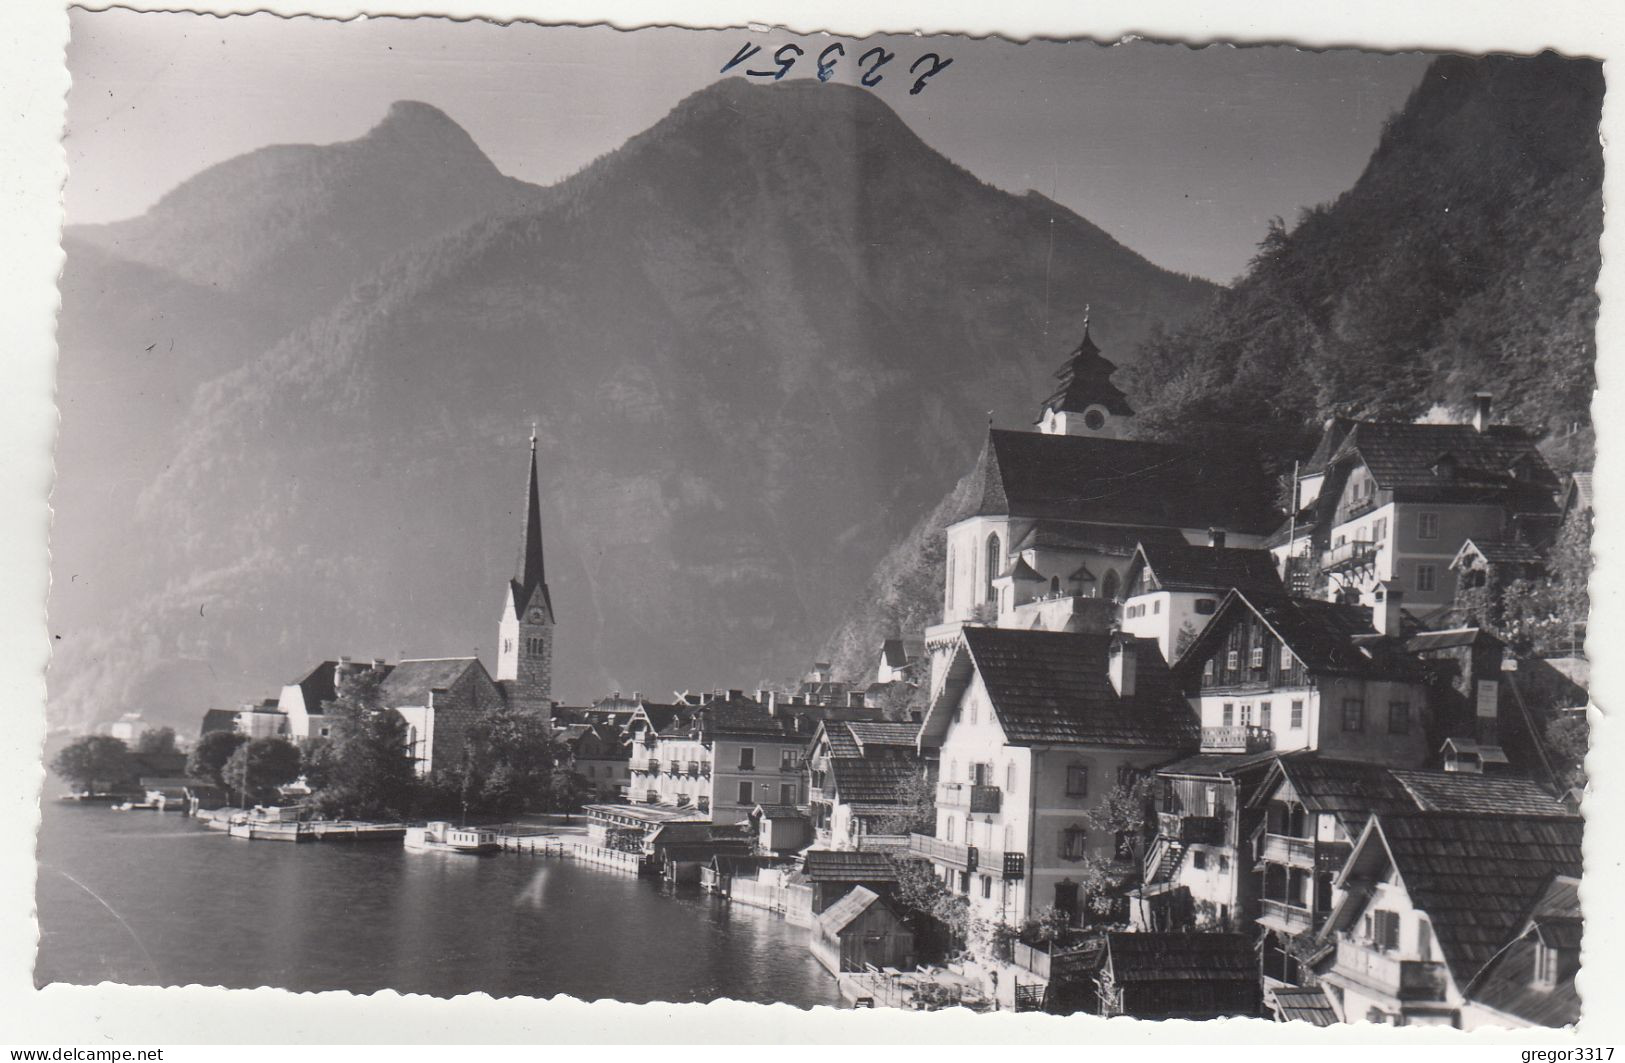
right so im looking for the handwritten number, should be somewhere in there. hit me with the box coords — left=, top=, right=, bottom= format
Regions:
left=858, top=46, right=894, bottom=87
left=908, top=53, right=953, bottom=95
left=721, top=42, right=761, bottom=74
left=817, top=43, right=845, bottom=83
left=748, top=43, right=804, bottom=80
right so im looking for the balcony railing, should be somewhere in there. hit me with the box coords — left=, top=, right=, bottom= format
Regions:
left=908, top=833, right=1018, bottom=877
left=1339, top=497, right=1378, bottom=522
left=1321, top=539, right=1378, bottom=572
left=1259, top=898, right=1314, bottom=935
left=687, top=761, right=700, bottom=777
left=1259, top=832, right=1316, bottom=868
left=1157, top=811, right=1225, bottom=846
left=645, top=759, right=660, bottom=774
left=1333, top=938, right=1448, bottom=1001
left=1315, top=839, right=1352, bottom=873
left=1201, top=725, right=1275, bottom=753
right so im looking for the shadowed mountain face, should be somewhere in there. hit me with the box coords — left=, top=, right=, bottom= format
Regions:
left=51, top=81, right=1216, bottom=733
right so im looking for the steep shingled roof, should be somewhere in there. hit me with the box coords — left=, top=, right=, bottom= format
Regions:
left=1103, top=932, right=1257, bottom=983
left=846, top=721, right=921, bottom=750
left=1128, top=541, right=1285, bottom=597
left=1367, top=813, right=1584, bottom=985
left=1329, top=422, right=1554, bottom=491
left=380, top=658, right=486, bottom=707
left=965, top=429, right=1277, bottom=534
left=802, top=850, right=900, bottom=883
left=932, top=628, right=1196, bottom=749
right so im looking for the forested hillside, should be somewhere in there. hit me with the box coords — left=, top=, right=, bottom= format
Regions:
left=822, top=51, right=1603, bottom=683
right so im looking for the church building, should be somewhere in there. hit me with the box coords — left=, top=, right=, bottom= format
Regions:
left=496, top=429, right=557, bottom=716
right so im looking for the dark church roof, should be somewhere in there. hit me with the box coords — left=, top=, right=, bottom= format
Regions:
left=381, top=657, right=486, bottom=707
left=966, top=429, right=1276, bottom=534
left=1040, top=323, right=1135, bottom=417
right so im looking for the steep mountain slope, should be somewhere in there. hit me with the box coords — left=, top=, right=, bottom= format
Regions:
left=50, top=80, right=1215, bottom=733
left=820, top=51, right=1602, bottom=683
left=1125, top=52, right=1602, bottom=469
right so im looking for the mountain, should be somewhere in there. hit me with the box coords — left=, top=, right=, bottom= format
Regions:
left=49, top=81, right=1216, bottom=734
left=1125, top=52, right=1602, bottom=469
left=818, top=51, right=1602, bottom=684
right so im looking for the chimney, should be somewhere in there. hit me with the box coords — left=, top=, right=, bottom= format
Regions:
left=1473, top=392, right=1493, bottom=433
left=1374, top=581, right=1404, bottom=636
left=1108, top=635, right=1138, bottom=698
left=339, top=655, right=352, bottom=666
left=1208, top=528, right=1227, bottom=549
left=372, top=657, right=386, bottom=671
left=632, top=690, right=641, bottom=702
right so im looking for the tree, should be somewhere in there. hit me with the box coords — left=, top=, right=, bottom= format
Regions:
left=873, top=767, right=936, bottom=836
left=547, top=768, right=588, bottom=816
left=187, top=730, right=249, bottom=787
left=310, top=667, right=418, bottom=820
left=51, top=735, right=133, bottom=793
left=136, top=727, right=178, bottom=755
left=221, top=737, right=303, bottom=805
left=431, top=707, right=560, bottom=817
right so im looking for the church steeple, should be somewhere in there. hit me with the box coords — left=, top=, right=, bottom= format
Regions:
left=498, top=427, right=554, bottom=712
left=1037, top=307, right=1134, bottom=438
left=513, top=425, right=552, bottom=619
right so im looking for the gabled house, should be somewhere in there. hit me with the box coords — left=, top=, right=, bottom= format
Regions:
left=629, top=696, right=808, bottom=824
left=800, top=849, right=903, bottom=913
left=915, top=626, right=1196, bottom=927
left=1089, top=932, right=1260, bottom=1019
left=278, top=657, right=391, bottom=741
left=1461, top=875, right=1581, bottom=1029
left=1318, top=812, right=1583, bottom=1028
left=1297, top=405, right=1560, bottom=615
left=806, top=719, right=927, bottom=849
left=1120, top=537, right=1285, bottom=663
left=875, top=638, right=925, bottom=685
left=1172, top=588, right=1433, bottom=765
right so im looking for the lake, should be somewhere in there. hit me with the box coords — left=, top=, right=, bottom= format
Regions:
left=34, top=801, right=844, bottom=1006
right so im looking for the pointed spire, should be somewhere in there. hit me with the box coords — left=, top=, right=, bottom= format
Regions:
left=514, top=429, right=552, bottom=619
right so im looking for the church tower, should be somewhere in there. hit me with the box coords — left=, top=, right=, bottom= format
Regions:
left=1036, top=309, right=1134, bottom=438
left=497, top=428, right=555, bottom=714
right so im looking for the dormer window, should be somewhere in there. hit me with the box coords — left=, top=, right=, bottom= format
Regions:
left=1534, top=936, right=1559, bottom=988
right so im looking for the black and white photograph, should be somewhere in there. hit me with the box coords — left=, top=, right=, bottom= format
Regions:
left=15, top=0, right=1613, bottom=1039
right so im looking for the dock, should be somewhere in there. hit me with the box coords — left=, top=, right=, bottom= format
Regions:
left=491, top=827, right=642, bottom=873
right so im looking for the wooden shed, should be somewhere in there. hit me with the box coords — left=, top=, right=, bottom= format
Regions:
left=1094, top=932, right=1259, bottom=1019
left=810, top=886, right=915, bottom=975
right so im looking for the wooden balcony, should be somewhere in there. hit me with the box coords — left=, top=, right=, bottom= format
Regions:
left=1333, top=938, right=1449, bottom=1002
left=1259, top=832, right=1316, bottom=868
left=970, top=784, right=1002, bottom=814
left=1156, top=811, right=1225, bottom=846
left=937, top=782, right=1001, bottom=812
left=1201, top=725, right=1275, bottom=753
left=908, top=833, right=1016, bottom=877
left=1321, top=539, right=1378, bottom=572
left=1259, top=897, right=1314, bottom=935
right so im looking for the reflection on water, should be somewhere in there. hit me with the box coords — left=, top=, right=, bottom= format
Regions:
left=36, top=802, right=842, bottom=1006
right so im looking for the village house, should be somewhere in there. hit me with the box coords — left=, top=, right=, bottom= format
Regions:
left=752, top=804, right=813, bottom=853
left=810, top=886, right=916, bottom=975
left=1286, top=402, right=1560, bottom=617
left=806, top=719, right=928, bottom=850
left=1119, top=537, right=1285, bottom=663
left=1318, top=811, right=1583, bottom=1028
left=1082, top=931, right=1259, bottom=1020
left=800, top=849, right=903, bottom=913
left=563, top=721, right=632, bottom=801
left=1171, top=587, right=1435, bottom=764
left=875, top=638, right=925, bottom=686
left=916, top=626, right=1195, bottom=928
left=626, top=695, right=809, bottom=825
left=925, top=320, right=1277, bottom=692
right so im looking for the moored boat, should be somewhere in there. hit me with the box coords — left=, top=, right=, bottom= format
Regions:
left=405, top=821, right=499, bottom=854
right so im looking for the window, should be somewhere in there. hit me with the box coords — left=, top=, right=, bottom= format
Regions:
left=1343, top=698, right=1365, bottom=732
left=1534, top=940, right=1559, bottom=987
left=946, top=818, right=955, bottom=842
left=1372, top=909, right=1400, bottom=950
left=1220, top=854, right=1231, bottom=872
left=1153, top=600, right=1161, bottom=615
left=1291, top=699, right=1305, bottom=729
left=1416, top=563, right=1437, bottom=592
left=946, top=546, right=955, bottom=608
left=780, top=783, right=795, bottom=805
left=1280, top=645, right=1294, bottom=670
left=958, top=871, right=970, bottom=894
left=780, top=749, right=797, bottom=769
left=1203, top=659, right=1215, bottom=678
left=1195, top=598, right=1217, bottom=615
left=1066, top=765, right=1089, bottom=796
left=318, top=726, right=331, bottom=738
left=1101, top=568, right=1121, bottom=601
left=1388, top=701, right=1411, bottom=735
left=1418, top=512, right=1439, bottom=540
left=738, top=747, right=755, bottom=770
left=1193, top=850, right=1208, bottom=870
left=981, top=875, right=993, bottom=899
left=1222, top=703, right=1234, bottom=727
left=1374, top=517, right=1388, bottom=542
left=1239, top=703, right=1253, bottom=727
left=1006, top=761, right=1016, bottom=791
left=1260, top=701, right=1272, bottom=730
left=1227, top=650, right=1240, bottom=671
left=1250, top=646, right=1264, bottom=668
left=737, top=781, right=754, bottom=805
left=1061, top=826, right=1088, bottom=860
left=985, top=533, right=1001, bottom=603
left=502, top=638, right=512, bottom=654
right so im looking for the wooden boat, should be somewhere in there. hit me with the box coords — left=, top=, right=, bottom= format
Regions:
left=404, top=821, right=499, bottom=854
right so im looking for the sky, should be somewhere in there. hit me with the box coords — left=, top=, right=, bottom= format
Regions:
left=64, top=10, right=1431, bottom=282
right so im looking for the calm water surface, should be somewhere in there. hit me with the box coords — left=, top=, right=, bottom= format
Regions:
left=36, top=802, right=843, bottom=1006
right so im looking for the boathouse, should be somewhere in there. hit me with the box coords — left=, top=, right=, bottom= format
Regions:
left=810, top=886, right=915, bottom=974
